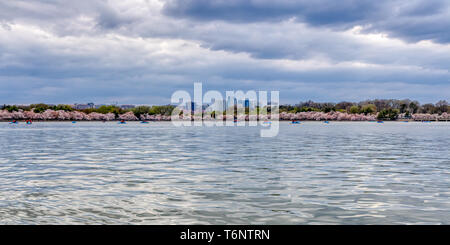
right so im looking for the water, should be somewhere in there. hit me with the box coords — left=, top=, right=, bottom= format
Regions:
left=0, top=121, right=449, bottom=224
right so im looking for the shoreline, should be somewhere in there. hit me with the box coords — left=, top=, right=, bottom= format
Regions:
left=2, top=119, right=449, bottom=122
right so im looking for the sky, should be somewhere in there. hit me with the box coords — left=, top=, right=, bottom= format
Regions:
left=0, top=0, right=449, bottom=105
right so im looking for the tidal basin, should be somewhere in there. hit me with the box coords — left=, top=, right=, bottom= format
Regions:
left=0, top=121, right=449, bottom=224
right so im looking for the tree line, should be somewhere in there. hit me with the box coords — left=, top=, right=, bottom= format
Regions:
left=280, top=99, right=449, bottom=120
left=1, top=99, right=448, bottom=121
left=1, top=103, right=175, bottom=118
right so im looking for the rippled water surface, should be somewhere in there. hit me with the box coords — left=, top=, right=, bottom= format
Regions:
left=0, top=121, right=449, bottom=224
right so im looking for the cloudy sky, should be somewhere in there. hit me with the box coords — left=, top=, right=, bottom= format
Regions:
left=0, top=0, right=449, bottom=105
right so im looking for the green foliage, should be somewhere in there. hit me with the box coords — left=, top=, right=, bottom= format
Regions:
left=255, top=106, right=260, bottom=114
left=95, top=105, right=123, bottom=115
left=52, top=104, right=74, bottom=111
left=279, top=105, right=295, bottom=113
left=300, top=107, right=321, bottom=112
left=4, top=105, right=19, bottom=112
left=29, top=103, right=73, bottom=113
left=129, top=105, right=176, bottom=117
left=404, top=110, right=411, bottom=118
left=349, top=105, right=360, bottom=114
left=290, top=107, right=301, bottom=113
left=132, top=106, right=152, bottom=118
left=148, top=105, right=175, bottom=116
left=361, top=104, right=376, bottom=115
left=322, top=106, right=335, bottom=113
left=377, top=108, right=399, bottom=120
left=399, top=103, right=408, bottom=113
left=30, top=103, right=49, bottom=113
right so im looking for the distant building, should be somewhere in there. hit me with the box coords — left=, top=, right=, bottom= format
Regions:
left=73, top=103, right=92, bottom=110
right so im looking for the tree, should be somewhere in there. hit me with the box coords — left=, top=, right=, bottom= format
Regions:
left=336, top=101, right=354, bottom=112
left=361, top=104, right=376, bottom=115
left=404, top=110, right=411, bottom=118
left=436, top=100, right=448, bottom=114
left=132, top=106, right=151, bottom=118
left=31, top=103, right=49, bottom=113
left=349, top=105, right=360, bottom=114
left=148, top=105, right=176, bottom=116
left=409, top=101, right=419, bottom=114
left=4, top=105, right=19, bottom=112
left=420, top=103, right=436, bottom=114
left=53, top=104, right=74, bottom=112
left=399, top=103, right=408, bottom=113
left=377, top=108, right=399, bottom=120
left=95, top=105, right=122, bottom=115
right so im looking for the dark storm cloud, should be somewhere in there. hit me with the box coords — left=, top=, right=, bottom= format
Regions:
left=163, top=0, right=381, bottom=25
left=163, top=0, right=450, bottom=43
left=0, top=0, right=135, bottom=34
left=0, top=0, right=448, bottom=104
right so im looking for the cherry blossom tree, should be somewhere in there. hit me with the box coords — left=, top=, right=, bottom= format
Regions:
left=118, top=111, right=138, bottom=121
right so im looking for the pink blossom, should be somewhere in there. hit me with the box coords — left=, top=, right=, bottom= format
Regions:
left=118, top=111, right=138, bottom=121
